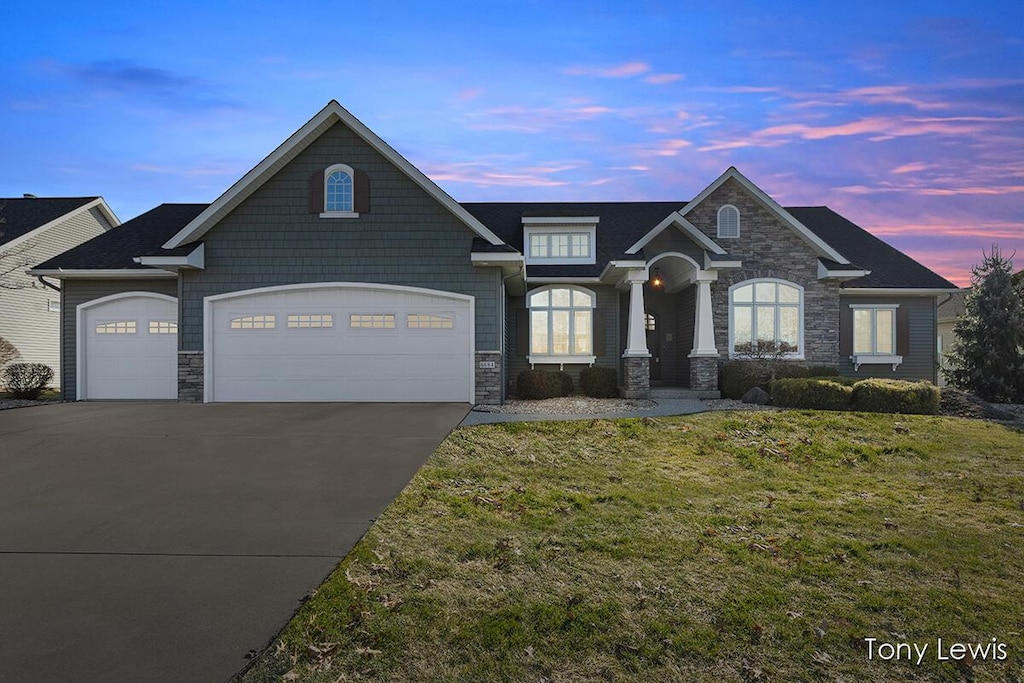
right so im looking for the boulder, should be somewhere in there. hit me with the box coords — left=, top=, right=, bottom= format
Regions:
left=741, top=386, right=771, bottom=405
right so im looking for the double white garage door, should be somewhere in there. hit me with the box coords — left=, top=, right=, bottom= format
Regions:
left=78, top=284, right=474, bottom=402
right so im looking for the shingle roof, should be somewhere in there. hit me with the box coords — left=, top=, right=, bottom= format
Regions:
left=786, top=207, right=957, bottom=289
left=32, top=204, right=208, bottom=270
left=0, top=197, right=99, bottom=246
left=463, top=202, right=684, bottom=277
left=31, top=198, right=957, bottom=291
left=938, top=289, right=968, bottom=321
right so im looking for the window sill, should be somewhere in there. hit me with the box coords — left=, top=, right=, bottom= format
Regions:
left=528, top=355, right=596, bottom=370
left=319, top=211, right=360, bottom=219
left=728, top=352, right=804, bottom=361
left=525, top=257, right=596, bottom=266
left=850, top=354, right=903, bottom=371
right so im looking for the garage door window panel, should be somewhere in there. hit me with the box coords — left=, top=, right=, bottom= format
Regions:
left=96, top=321, right=137, bottom=334
left=407, top=313, right=454, bottom=329
left=350, top=314, right=395, bottom=329
left=231, top=315, right=276, bottom=329
left=287, top=314, right=334, bottom=328
left=148, top=321, right=178, bottom=334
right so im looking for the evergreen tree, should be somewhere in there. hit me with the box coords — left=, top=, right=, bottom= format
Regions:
left=943, top=246, right=1024, bottom=402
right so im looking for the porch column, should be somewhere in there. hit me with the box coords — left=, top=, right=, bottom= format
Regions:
left=689, top=277, right=718, bottom=357
left=688, top=275, right=719, bottom=393
left=623, top=270, right=650, bottom=357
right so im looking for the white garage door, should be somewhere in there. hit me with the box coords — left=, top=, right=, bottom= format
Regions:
left=206, top=283, right=473, bottom=402
left=79, top=293, right=178, bottom=400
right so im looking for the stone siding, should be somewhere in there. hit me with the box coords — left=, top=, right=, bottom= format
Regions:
left=177, top=351, right=204, bottom=403
left=686, top=177, right=841, bottom=366
left=475, top=351, right=502, bottom=404
left=622, top=356, right=650, bottom=397
left=689, top=356, right=718, bottom=391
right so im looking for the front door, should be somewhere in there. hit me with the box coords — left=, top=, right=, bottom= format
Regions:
left=645, top=312, right=662, bottom=381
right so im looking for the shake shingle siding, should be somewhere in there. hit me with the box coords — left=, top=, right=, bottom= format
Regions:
left=60, top=278, right=178, bottom=399
left=178, top=121, right=501, bottom=351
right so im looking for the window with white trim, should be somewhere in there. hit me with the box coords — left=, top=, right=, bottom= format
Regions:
left=324, top=163, right=356, bottom=216
left=148, top=321, right=177, bottom=334
left=288, top=314, right=333, bottom=328
left=718, top=205, right=740, bottom=238
left=47, top=299, right=60, bottom=313
left=730, top=279, right=802, bottom=356
left=852, top=306, right=896, bottom=355
left=524, top=226, right=596, bottom=265
left=528, top=286, right=595, bottom=360
left=95, top=321, right=136, bottom=334
left=350, top=314, right=395, bottom=329
left=230, top=315, right=276, bottom=329
left=407, top=314, right=454, bottom=329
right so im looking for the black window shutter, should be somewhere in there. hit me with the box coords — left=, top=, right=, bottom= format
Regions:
left=592, top=309, right=606, bottom=356
left=308, top=169, right=325, bottom=214
left=515, top=308, right=530, bottom=354
left=896, top=306, right=910, bottom=355
left=839, top=305, right=853, bottom=356
left=354, top=168, right=370, bottom=213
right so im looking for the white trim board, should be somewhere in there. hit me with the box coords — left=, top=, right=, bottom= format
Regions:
left=27, top=268, right=177, bottom=279
left=626, top=211, right=726, bottom=255
left=164, top=101, right=505, bottom=249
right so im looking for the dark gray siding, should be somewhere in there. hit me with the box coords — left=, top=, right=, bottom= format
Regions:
left=180, top=120, right=502, bottom=351
left=838, top=295, right=938, bottom=383
left=507, top=284, right=621, bottom=395
left=60, top=278, right=178, bottom=400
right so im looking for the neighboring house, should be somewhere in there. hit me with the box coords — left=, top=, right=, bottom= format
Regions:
left=936, top=289, right=968, bottom=387
left=1, top=196, right=119, bottom=382
left=30, top=101, right=957, bottom=404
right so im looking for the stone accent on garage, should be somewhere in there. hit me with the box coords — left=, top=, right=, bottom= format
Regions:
left=178, top=351, right=204, bottom=403
left=622, top=356, right=650, bottom=398
left=475, top=351, right=502, bottom=404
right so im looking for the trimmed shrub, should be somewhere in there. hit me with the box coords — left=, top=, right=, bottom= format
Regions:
left=720, top=361, right=840, bottom=399
left=516, top=369, right=573, bottom=400
left=851, top=378, right=940, bottom=415
left=770, top=378, right=853, bottom=411
left=579, top=366, right=619, bottom=398
left=1, top=362, right=54, bottom=399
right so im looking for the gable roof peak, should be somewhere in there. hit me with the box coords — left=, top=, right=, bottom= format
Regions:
left=162, top=100, right=505, bottom=249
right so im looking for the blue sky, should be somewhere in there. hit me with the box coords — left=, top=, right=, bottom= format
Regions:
left=2, top=1, right=1022, bottom=285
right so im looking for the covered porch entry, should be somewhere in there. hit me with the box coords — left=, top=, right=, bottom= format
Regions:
left=617, top=252, right=721, bottom=396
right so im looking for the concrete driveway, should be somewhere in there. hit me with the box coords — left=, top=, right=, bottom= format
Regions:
left=0, top=401, right=468, bottom=683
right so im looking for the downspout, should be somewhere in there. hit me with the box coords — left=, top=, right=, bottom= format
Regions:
left=36, top=275, right=60, bottom=292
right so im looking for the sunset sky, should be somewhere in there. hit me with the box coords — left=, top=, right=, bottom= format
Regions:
left=2, top=1, right=1022, bottom=285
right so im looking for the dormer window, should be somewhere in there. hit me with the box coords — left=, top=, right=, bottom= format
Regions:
left=522, top=217, right=598, bottom=265
left=718, top=204, right=740, bottom=238
left=309, top=164, right=369, bottom=218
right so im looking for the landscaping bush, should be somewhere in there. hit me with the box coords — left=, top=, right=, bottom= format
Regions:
left=851, top=378, right=940, bottom=415
left=516, top=369, right=573, bottom=400
left=770, top=378, right=853, bottom=411
left=579, top=366, right=619, bottom=398
left=720, top=361, right=840, bottom=399
left=1, top=362, right=54, bottom=399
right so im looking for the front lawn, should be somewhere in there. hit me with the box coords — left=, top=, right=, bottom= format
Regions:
left=243, top=412, right=1024, bottom=682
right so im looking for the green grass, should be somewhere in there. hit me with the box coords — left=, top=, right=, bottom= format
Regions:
left=242, top=411, right=1024, bottom=682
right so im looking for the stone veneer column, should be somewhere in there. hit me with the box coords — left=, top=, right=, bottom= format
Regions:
left=474, top=352, right=502, bottom=405
left=689, top=357, right=718, bottom=392
left=622, top=356, right=651, bottom=398
left=178, top=351, right=204, bottom=403
left=688, top=276, right=720, bottom=392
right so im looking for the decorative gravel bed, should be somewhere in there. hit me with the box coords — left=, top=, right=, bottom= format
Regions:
left=0, top=398, right=58, bottom=410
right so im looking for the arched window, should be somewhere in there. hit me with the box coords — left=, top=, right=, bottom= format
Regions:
left=325, top=164, right=355, bottom=214
left=527, top=286, right=596, bottom=359
left=729, top=279, right=803, bottom=356
left=718, top=204, right=740, bottom=238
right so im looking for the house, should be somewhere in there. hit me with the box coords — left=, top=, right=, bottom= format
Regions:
left=29, top=101, right=958, bottom=404
left=936, top=289, right=968, bottom=387
left=1, top=196, right=119, bottom=381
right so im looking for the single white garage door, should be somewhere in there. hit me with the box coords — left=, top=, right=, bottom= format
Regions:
left=206, top=283, right=473, bottom=402
left=78, top=292, right=178, bottom=400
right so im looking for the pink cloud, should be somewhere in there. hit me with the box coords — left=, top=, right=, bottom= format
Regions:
left=644, top=73, right=684, bottom=85
left=564, top=61, right=651, bottom=78
left=634, top=139, right=693, bottom=157
left=837, top=85, right=950, bottom=111
left=892, top=162, right=929, bottom=174
left=457, top=88, right=482, bottom=101
left=464, top=104, right=617, bottom=133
